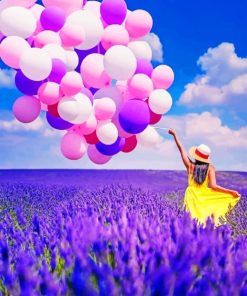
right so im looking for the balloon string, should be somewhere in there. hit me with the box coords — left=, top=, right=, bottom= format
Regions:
left=153, top=126, right=170, bottom=130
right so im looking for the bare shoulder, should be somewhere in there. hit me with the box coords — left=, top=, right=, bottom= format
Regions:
left=209, top=164, right=215, bottom=171
left=208, top=164, right=215, bottom=175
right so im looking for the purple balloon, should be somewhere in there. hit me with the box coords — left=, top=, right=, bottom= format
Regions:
left=96, top=137, right=125, bottom=156
left=100, top=0, right=127, bottom=25
left=49, top=59, right=67, bottom=83
left=90, top=87, right=99, bottom=95
left=81, top=88, right=93, bottom=102
left=0, top=32, right=5, bottom=42
left=15, top=71, right=44, bottom=95
left=46, top=112, right=73, bottom=130
left=119, top=99, right=150, bottom=134
left=98, top=43, right=106, bottom=55
left=40, top=7, right=66, bottom=32
left=135, top=59, right=154, bottom=77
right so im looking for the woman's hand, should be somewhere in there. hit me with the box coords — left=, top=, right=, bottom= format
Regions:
left=231, top=190, right=241, bottom=198
left=168, top=128, right=176, bottom=137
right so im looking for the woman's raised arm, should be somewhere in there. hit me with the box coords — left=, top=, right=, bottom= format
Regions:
left=168, top=128, right=190, bottom=170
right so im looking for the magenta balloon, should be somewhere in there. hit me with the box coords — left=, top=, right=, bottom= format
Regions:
left=48, top=59, right=67, bottom=83
left=40, top=7, right=66, bottom=32
left=100, top=0, right=127, bottom=25
left=15, top=71, right=44, bottom=95
left=13, top=96, right=41, bottom=123
left=88, top=145, right=112, bottom=165
left=135, top=59, right=153, bottom=77
left=119, top=99, right=150, bottom=134
left=96, top=137, right=125, bottom=156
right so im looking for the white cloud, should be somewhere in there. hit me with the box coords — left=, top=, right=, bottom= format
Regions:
left=0, top=117, right=44, bottom=131
left=0, top=68, right=16, bottom=88
left=43, top=128, right=64, bottom=138
left=142, top=33, right=164, bottom=63
left=160, top=112, right=247, bottom=148
left=0, top=112, right=246, bottom=171
left=0, top=115, right=64, bottom=138
left=178, top=42, right=247, bottom=108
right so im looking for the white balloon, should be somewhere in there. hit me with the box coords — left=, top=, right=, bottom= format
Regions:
left=137, top=125, right=161, bottom=148
left=94, top=86, right=123, bottom=108
left=42, top=44, right=67, bottom=63
left=67, top=10, right=103, bottom=50
left=0, top=6, right=36, bottom=38
left=148, top=89, right=173, bottom=115
left=128, top=41, right=152, bottom=61
left=96, top=121, right=118, bottom=145
left=20, top=48, right=52, bottom=81
left=104, top=45, right=137, bottom=80
left=70, top=93, right=93, bottom=124
left=29, top=4, right=44, bottom=20
left=0, top=0, right=37, bottom=12
left=65, top=49, right=79, bottom=71
left=84, top=1, right=101, bottom=18
left=58, top=97, right=80, bottom=122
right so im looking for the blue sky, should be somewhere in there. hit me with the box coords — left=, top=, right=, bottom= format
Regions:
left=0, top=0, right=246, bottom=170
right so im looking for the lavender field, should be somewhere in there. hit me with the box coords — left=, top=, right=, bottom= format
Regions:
left=0, top=170, right=246, bottom=295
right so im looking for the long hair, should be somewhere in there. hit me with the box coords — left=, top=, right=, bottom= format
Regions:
left=192, top=159, right=210, bottom=185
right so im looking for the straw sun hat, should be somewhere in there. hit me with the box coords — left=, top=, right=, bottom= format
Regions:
left=189, top=144, right=211, bottom=164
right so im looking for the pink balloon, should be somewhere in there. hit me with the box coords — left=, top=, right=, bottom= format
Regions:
left=61, top=132, right=87, bottom=160
left=13, top=95, right=41, bottom=123
left=149, top=109, right=162, bottom=124
left=93, top=98, right=116, bottom=120
left=87, top=144, right=112, bottom=165
left=125, top=10, right=153, bottom=38
left=128, top=74, right=153, bottom=99
left=80, top=53, right=111, bottom=88
left=0, top=36, right=30, bottom=68
left=60, top=23, right=85, bottom=47
left=121, top=135, right=137, bottom=153
left=60, top=71, right=83, bottom=96
left=151, top=65, right=174, bottom=90
left=42, top=0, right=83, bottom=15
left=38, top=82, right=63, bottom=105
left=101, top=25, right=129, bottom=50
left=70, top=115, right=97, bottom=136
left=34, top=30, right=62, bottom=48
left=41, top=102, right=48, bottom=111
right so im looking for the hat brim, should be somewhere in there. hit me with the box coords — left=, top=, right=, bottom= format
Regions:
left=189, top=146, right=210, bottom=164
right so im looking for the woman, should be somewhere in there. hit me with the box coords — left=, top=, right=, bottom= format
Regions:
left=168, top=128, right=241, bottom=226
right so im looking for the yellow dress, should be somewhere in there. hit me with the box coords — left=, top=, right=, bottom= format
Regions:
left=183, top=165, right=241, bottom=226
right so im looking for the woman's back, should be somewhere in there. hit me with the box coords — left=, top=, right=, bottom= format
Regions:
left=188, top=163, right=210, bottom=189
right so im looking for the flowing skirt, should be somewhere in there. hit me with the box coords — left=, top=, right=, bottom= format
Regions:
left=183, top=186, right=240, bottom=226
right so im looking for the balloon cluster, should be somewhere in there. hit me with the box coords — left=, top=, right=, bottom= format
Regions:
left=0, top=0, right=174, bottom=165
